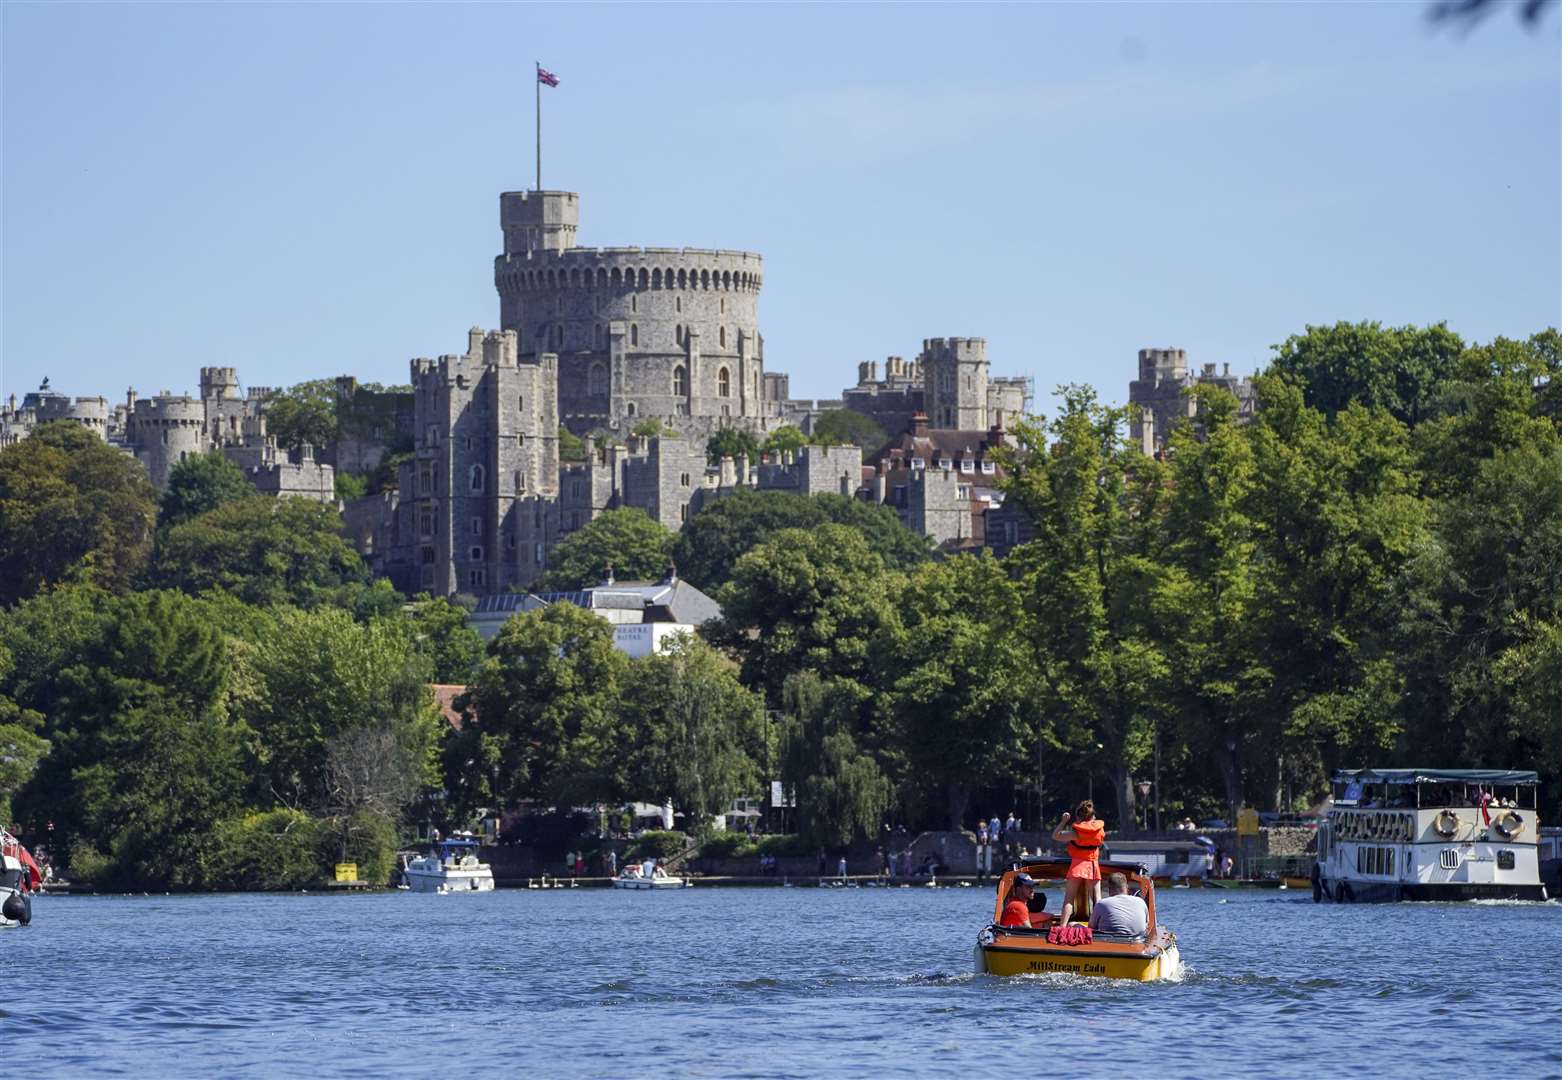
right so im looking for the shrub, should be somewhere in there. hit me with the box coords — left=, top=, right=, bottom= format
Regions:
left=66, top=843, right=113, bottom=886
left=756, top=834, right=813, bottom=857
left=202, top=809, right=330, bottom=891
left=698, top=832, right=757, bottom=859
left=629, top=830, right=687, bottom=859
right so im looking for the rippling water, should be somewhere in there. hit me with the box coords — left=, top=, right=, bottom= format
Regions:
left=9, top=885, right=1560, bottom=1077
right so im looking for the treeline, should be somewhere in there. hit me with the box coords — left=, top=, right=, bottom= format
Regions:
left=1, top=321, right=1557, bottom=889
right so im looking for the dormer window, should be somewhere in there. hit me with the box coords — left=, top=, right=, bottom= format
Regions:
left=960, top=459, right=975, bottom=473
left=938, top=457, right=952, bottom=470
left=911, top=457, right=925, bottom=470
left=981, top=460, right=996, bottom=474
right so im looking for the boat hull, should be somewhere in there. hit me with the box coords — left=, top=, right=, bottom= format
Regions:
left=977, top=939, right=1180, bottom=981
left=404, top=868, right=494, bottom=893
left=612, top=876, right=689, bottom=889
left=1320, top=877, right=1547, bottom=903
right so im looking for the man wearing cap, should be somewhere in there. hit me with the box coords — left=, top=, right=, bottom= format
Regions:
left=1000, top=873, right=1040, bottom=927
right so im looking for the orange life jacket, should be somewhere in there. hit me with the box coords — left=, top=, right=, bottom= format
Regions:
left=1067, top=819, right=1105, bottom=863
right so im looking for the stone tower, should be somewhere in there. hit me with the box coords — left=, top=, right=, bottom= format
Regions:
left=199, top=367, right=240, bottom=401
left=405, top=328, right=560, bottom=595
left=130, top=393, right=207, bottom=488
left=920, top=337, right=988, bottom=430
left=492, top=190, right=768, bottom=440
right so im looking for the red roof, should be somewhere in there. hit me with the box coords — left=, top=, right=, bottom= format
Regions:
left=430, top=684, right=469, bottom=731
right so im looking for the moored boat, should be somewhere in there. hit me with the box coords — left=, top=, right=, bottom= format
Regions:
left=400, top=836, right=495, bottom=893
left=613, top=860, right=691, bottom=889
left=1316, top=768, right=1547, bottom=903
left=974, top=858, right=1181, bottom=981
left=0, top=829, right=40, bottom=927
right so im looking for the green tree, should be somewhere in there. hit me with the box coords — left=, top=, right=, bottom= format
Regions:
left=17, top=591, right=244, bottom=887
left=1244, top=375, right=1428, bottom=784
left=159, top=451, right=255, bottom=529
left=154, top=496, right=367, bottom=608
left=245, top=607, right=440, bottom=811
left=458, top=603, right=630, bottom=809
left=559, top=427, right=588, bottom=462
left=763, top=425, right=808, bottom=456
left=1269, top=321, right=1463, bottom=427
left=1396, top=438, right=1562, bottom=773
left=810, top=410, right=887, bottom=450
left=618, top=635, right=766, bottom=833
left=536, top=508, right=675, bottom=591
left=264, top=380, right=340, bottom=455
left=632, top=419, right=676, bottom=439
left=998, top=387, right=1170, bottom=829
left=706, top=427, right=762, bottom=465
left=406, top=594, right=486, bottom=683
left=881, top=553, right=1035, bottom=828
left=0, top=421, right=158, bottom=604
left=779, top=672, right=890, bottom=848
left=334, top=472, right=369, bottom=501
left=0, top=645, right=48, bottom=826
left=711, top=524, right=901, bottom=703
left=672, top=488, right=929, bottom=591
left=1151, top=387, right=1270, bottom=816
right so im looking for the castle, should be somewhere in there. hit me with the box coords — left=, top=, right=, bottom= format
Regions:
left=349, top=187, right=1040, bottom=596
left=1, top=367, right=334, bottom=501
left=1128, top=348, right=1257, bottom=454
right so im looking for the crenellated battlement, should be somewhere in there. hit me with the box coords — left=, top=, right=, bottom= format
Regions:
left=496, top=252, right=762, bottom=295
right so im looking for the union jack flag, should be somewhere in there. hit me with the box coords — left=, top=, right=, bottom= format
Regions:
left=538, top=67, right=559, bottom=87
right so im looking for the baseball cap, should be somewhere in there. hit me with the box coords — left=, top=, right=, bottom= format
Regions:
left=1013, top=872, right=1036, bottom=887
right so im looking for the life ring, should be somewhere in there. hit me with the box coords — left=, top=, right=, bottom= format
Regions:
left=1433, top=810, right=1460, bottom=838
left=1494, top=810, right=1524, bottom=839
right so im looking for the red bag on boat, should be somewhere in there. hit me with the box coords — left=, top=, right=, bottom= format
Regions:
left=1046, top=925, right=1093, bottom=946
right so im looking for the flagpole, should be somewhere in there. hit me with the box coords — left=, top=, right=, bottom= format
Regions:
left=535, top=60, right=542, bottom=192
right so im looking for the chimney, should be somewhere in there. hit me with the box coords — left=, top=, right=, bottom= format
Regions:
left=1223, top=363, right=1231, bottom=376
left=659, top=562, right=678, bottom=586
left=719, top=455, right=736, bottom=487
left=602, top=563, right=615, bottom=586
left=735, top=453, right=749, bottom=485
left=911, top=411, right=929, bottom=437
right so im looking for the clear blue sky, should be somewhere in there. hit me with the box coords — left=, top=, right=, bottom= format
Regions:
left=3, top=2, right=1558, bottom=411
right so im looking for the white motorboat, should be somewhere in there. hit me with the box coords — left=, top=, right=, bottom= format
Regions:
left=613, top=861, right=691, bottom=889
left=1, top=829, right=39, bottom=927
left=400, top=837, right=495, bottom=894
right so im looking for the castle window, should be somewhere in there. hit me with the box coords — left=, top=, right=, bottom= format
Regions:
left=680, top=504, right=688, bottom=523
left=719, top=326, right=727, bottom=349
left=469, top=464, right=485, bottom=493
left=680, top=473, right=690, bottom=487
left=471, top=517, right=481, bottom=537
left=626, top=401, right=637, bottom=417
left=553, top=324, right=564, bottom=348
left=418, top=465, right=433, bottom=494
left=517, top=395, right=523, bottom=414
left=506, top=531, right=516, bottom=550
left=517, top=432, right=525, bottom=447
left=630, top=324, right=639, bottom=346
left=419, top=510, right=434, bottom=538
left=631, top=294, right=638, bottom=313
left=676, top=296, right=682, bottom=313
left=464, top=436, right=472, bottom=451
left=421, top=546, right=435, bottom=565
left=676, top=325, right=683, bottom=346
left=673, top=366, right=688, bottom=396
left=720, top=298, right=726, bottom=315
left=514, top=470, right=524, bottom=492
left=721, top=404, right=730, bottom=417
left=534, top=543, right=544, bottom=565
left=588, top=363, right=607, bottom=397
left=718, top=367, right=730, bottom=397
left=468, top=568, right=486, bottom=588
left=470, top=545, right=483, bottom=562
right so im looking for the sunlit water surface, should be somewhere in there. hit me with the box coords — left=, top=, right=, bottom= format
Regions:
left=9, top=886, right=1560, bottom=1077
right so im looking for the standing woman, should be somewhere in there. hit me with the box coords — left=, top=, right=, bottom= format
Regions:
left=1053, top=800, right=1106, bottom=924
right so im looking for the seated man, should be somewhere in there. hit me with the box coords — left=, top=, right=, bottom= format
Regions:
left=1088, top=872, right=1149, bottom=937
left=999, top=872, right=1040, bottom=927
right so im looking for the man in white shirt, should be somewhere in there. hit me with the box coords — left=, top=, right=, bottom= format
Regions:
left=1088, top=872, right=1149, bottom=936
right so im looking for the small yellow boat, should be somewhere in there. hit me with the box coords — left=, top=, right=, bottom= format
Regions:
left=975, top=858, right=1182, bottom=981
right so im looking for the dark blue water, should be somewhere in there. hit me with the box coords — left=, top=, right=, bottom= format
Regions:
left=8, top=886, right=1560, bottom=1078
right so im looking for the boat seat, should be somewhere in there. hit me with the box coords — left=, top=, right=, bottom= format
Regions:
left=1089, top=930, right=1148, bottom=945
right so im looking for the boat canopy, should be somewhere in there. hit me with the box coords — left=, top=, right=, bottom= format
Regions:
left=1331, top=768, right=1538, bottom=786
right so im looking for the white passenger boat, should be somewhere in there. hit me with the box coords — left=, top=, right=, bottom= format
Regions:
left=401, top=837, right=495, bottom=894
left=1315, top=768, right=1547, bottom=903
left=613, top=861, right=691, bottom=889
left=1, top=829, right=39, bottom=927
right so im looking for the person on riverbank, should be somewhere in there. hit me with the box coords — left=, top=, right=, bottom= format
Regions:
left=1052, top=800, right=1105, bottom=925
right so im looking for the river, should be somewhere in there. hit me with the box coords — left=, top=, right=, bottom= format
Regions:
left=9, top=886, right=1559, bottom=1077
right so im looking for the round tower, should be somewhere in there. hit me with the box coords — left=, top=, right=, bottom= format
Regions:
left=493, top=190, right=766, bottom=437
left=131, top=394, right=208, bottom=488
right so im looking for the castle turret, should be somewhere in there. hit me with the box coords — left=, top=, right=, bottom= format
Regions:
left=920, top=337, right=989, bottom=430
left=199, top=367, right=240, bottom=401
left=500, top=190, right=580, bottom=257
left=131, top=394, right=208, bottom=488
